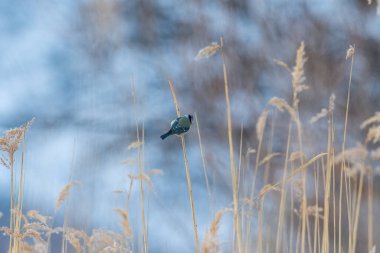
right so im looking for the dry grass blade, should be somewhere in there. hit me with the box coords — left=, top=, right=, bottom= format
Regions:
left=202, top=209, right=225, bottom=253
left=55, top=182, right=80, bottom=210
left=195, top=42, right=221, bottom=60
left=258, top=153, right=281, bottom=167
left=114, top=208, right=133, bottom=237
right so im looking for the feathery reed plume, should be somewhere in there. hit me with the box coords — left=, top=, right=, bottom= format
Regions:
left=289, top=151, right=305, bottom=162
left=329, top=93, right=335, bottom=112
left=360, top=112, right=380, bottom=129
left=202, top=209, right=225, bottom=253
left=27, top=210, right=51, bottom=225
left=256, top=110, right=269, bottom=143
left=309, top=108, right=328, bottom=124
left=64, top=228, right=89, bottom=253
left=127, top=141, right=144, bottom=150
left=122, top=159, right=137, bottom=166
left=335, top=145, right=368, bottom=165
left=194, top=42, right=221, bottom=60
left=291, top=41, right=308, bottom=108
left=115, top=208, right=133, bottom=237
left=346, top=45, right=355, bottom=60
left=55, top=181, right=80, bottom=210
left=128, top=169, right=163, bottom=188
left=89, top=229, right=126, bottom=252
left=258, top=184, right=281, bottom=200
left=268, top=97, right=299, bottom=125
left=273, top=59, right=291, bottom=71
left=364, top=126, right=380, bottom=144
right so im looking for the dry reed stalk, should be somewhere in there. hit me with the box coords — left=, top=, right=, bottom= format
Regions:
left=245, top=109, right=269, bottom=253
left=313, top=163, right=320, bottom=253
left=367, top=167, right=374, bottom=252
left=168, top=80, right=200, bottom=253
left=290, top=176, right=295, bottom=253
left=275, top=123, right=292, bottom=253
left=321, top=108, right=334, bottom=253
left=131, top=80, right=148, bottom=253
left=220, top=37, right=242, bottom=253
left=194, top=113, right=211, bottom=202
left=256, top=197, right=264, bottom=253
left=27, top=210, right=50, bottom=225
left=339, top=44, right=355, bottom=253
left=263, top=110, right=276, bottom=184
left=13, top=131, right=26, bottom=252
left=351, top=169, right=364, bottom=253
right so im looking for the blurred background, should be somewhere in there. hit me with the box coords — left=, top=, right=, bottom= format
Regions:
left=0, top=0, right=379, bottom=252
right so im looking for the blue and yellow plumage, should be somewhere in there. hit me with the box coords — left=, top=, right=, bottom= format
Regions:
left=160, top=114, right=193, bottom=140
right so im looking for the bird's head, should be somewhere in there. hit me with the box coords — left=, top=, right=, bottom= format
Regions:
left=188, top=114, right=193, bottom=124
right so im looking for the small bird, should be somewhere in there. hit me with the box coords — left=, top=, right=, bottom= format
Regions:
left=160, top=114, right=193, bottom=140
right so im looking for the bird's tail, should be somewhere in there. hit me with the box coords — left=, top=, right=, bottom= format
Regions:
left=160, top=130, right=172, bottom=140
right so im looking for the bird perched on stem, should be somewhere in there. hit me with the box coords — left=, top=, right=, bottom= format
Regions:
left=160, top=115, right=193, bottom=140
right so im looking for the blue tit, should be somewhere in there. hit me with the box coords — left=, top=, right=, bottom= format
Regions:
left=160, top=114, right=193, bottom=140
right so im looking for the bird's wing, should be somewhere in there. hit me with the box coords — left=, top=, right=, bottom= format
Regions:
left=170, top=119, right=177, bottom=127
left=179, top=117, right=191, bottom=129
